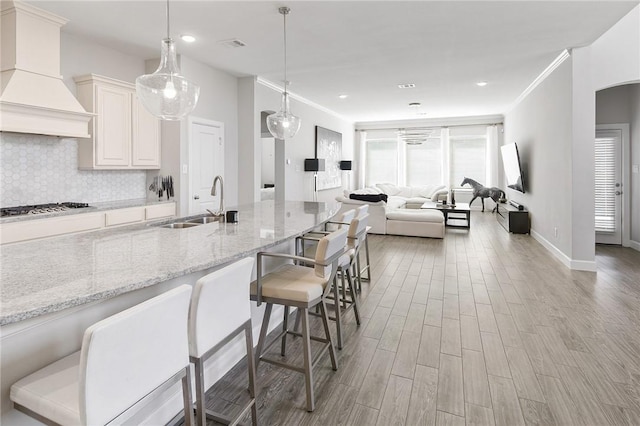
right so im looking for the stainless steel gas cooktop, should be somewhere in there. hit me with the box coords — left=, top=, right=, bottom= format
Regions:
left=0, top=202, right=90, bottom=217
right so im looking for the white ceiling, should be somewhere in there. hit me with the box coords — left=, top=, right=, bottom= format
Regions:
left=29, top=1, right=639, bottom=123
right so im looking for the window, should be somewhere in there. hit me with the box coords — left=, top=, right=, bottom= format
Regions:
left=365, top=139, right=398, bottom=186
left=406, top=138, right=442, bottom=186
left=449, top=137, right=486, bottom=188
left=362, top=125, right=493, bottom=189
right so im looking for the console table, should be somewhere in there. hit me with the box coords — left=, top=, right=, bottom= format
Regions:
left=496, top=203, right=530, bottom=234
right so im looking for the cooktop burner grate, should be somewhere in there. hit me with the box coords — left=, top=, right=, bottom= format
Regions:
left=0, top=202, right=90, bottom=217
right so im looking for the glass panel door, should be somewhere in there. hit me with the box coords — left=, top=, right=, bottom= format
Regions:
left=595, top=130, right=622, bottom=245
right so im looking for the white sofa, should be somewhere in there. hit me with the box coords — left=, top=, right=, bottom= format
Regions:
left=335, top=183, right=448, bottom=236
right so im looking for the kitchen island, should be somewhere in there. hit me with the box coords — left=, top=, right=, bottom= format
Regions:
left=1, top=200, right=340, bottom=424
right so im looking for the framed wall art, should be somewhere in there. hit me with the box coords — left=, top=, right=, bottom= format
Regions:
left=314, top=126, right=342, bottom=190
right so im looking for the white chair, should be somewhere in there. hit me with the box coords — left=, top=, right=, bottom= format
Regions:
left=188, top=257, right=258, bottom=426
left=355, top=205, right=372, bottom=286
left=298, top=214, right=369, bottom=349
left=298, top=209, right=356, bottom=259
left=250, top=228, right=348, bottom=412
left=11, top=285, right=194, bottom=426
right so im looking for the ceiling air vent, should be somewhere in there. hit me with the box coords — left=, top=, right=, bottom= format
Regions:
left=398, top=83, right=416, bottom=89
left=218, top=38, right=247, bottom=48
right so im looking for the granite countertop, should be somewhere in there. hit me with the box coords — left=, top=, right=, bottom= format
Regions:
left=0, top=200, right=339, bottom=325
left=0, top=198, right=174, bottom=224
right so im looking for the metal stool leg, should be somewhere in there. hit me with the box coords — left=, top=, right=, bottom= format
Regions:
left=256, top=303, right=273, bottom=367
left=347, top=268, right=361, bottom=326
left=281, top=306, right=289, bottom=356
left=193, top=359, right=206, bottom=426
left=244, top=322, right=259, bottom=426
left=332, top=276, right=343, bottom=350
left=300, top=308, right=315, bottom=412
left=319, top=299, right=338, bottom=371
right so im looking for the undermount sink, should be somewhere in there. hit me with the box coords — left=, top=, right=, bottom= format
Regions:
left=187, top=216, right=224, bottom=224
left=155, top=214, right=224, bottom=229
left=161, top=222, right=201, bottom=229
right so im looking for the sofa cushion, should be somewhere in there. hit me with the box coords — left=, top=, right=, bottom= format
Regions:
left=405, top=197, right=429, bottom=205
left=376, top=183, right=401, bottom=196
left=386, top=196, right=407, bottom=210
left=386, top=209, right=444, bottom=223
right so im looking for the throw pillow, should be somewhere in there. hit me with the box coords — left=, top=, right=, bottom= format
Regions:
left=349, top=193, right=388, bottom=203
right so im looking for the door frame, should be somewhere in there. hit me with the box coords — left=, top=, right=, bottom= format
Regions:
left=595, top=123, right=630, bottom=247
left=188, top=116, right=225, bottom=215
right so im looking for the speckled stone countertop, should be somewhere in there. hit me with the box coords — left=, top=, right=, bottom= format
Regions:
left=0, top=200, right=339, bottom=325
left=0, top=198, right=174, bottom=224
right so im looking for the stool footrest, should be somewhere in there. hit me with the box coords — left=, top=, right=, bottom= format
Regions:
left=204, top=401, right=255, bottom=426
left=260, top=356, right=306, bottom=374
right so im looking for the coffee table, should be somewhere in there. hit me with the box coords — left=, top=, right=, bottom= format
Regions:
left=421, top=201, right=471, bottom=229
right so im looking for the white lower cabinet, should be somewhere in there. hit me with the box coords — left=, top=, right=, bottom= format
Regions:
left=105, top=207, right=146, bottom=227
left=0, top=203, right=175, bottom=245
left=145, top=203, right=176, bottom=220
left=0, top=213, right=105, bottom=244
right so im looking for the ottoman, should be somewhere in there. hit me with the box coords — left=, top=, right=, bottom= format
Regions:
left=386, top=209, right=445, bottom=238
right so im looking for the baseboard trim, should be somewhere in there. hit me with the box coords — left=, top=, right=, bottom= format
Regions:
left=630, top=240, right=640, bottom=252
left=530, top=229, right=597, bottom=272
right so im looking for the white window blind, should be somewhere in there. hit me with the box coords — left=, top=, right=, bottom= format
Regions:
left=365, top=139, right=398, bottom=186
left=594, top=137, right=616, bottom=232
left=449, top=138, right=486, bottom=188
left=406, top=139, right=442, bottom=186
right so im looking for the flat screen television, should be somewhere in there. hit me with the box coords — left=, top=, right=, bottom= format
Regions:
left=501, top=142, right=525, bottom=193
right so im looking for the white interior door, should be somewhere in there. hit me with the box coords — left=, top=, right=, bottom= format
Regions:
left=189, top=119, right=224, bottom=215
left=595, top=129, right=622, bottom=245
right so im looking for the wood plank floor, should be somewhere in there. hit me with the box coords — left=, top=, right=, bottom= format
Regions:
left=203, top=212, right=640, bottom=425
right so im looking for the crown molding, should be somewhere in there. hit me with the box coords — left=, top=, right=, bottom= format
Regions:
left=256, top=77, right=353, bottom=123
left=507, top=49, right=571, bottom=113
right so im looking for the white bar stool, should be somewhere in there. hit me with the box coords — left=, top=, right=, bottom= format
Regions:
left=251, top=228, right=347, bottom=412
left=355, top=204, right=372, bottom=286
left=11, top=285, right=194, bottom=426
left=297, top=214, right=369, bottom=349
left=188, top=257, right=258, bottom=426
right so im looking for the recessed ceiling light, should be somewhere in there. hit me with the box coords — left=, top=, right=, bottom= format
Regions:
left=338, top=94, right=348, bottom=99
left=180, top=34, right=196, bottom=43
left=398, top=83, right=416, bottom=89
left=476, top=81, right=488, bottom=87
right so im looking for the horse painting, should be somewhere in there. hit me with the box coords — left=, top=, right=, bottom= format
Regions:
left=460, top=177, right=505, bottom=212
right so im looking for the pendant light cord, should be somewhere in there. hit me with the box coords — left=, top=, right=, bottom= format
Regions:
left=283, top=9, right=288, bottom=95
left=166, top=0, right=171, bottom=39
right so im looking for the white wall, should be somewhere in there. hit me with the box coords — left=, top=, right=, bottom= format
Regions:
left=503, top=4, right=640, bottom=268
left=571, top=5, right=640, bottom=261
left=632, top=85, right=640, bottom=244
left=145, top=56, right=241, bottom=216
left=596, top=84, right=640, bottom=244
left=504, top=59, right=574, bottom=256
left=60, top=33, right=146, bottom=94
left=181, top=56, right=239, bottom=210
left=238, top=80, right=355, bottom=204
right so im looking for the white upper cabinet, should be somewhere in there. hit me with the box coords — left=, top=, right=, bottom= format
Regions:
left=75, top=74, right=160, bottom=169
left=132, top=93, right=161, bottom=167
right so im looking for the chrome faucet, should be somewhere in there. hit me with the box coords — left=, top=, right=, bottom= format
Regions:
left=210, top=175, right=224, bottom=216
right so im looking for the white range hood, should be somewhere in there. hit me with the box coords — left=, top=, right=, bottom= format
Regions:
left=0, top=1, right=92, bottom=138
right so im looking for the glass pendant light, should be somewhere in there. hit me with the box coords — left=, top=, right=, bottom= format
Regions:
left=267, top=7, right=301, bottom=140
left=136, top=0, right=200, bottom=120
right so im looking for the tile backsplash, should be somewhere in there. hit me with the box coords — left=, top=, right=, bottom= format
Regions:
left=0, top=132, right=146, bottom=206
